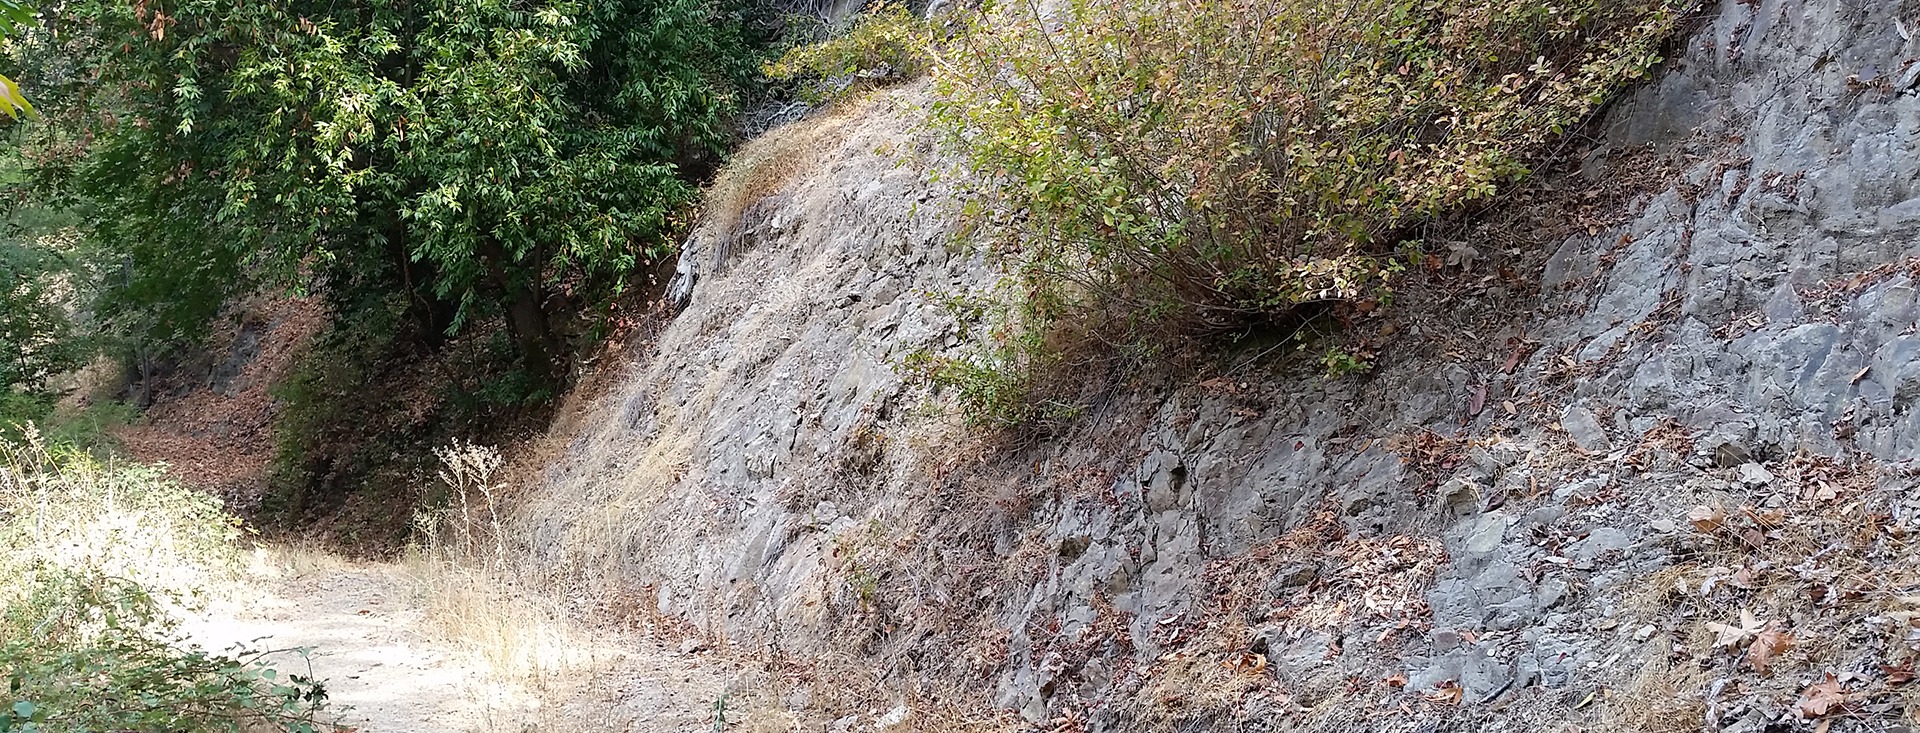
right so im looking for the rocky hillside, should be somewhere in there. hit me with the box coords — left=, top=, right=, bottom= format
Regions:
left=510, top=2, right=1920, bottom=731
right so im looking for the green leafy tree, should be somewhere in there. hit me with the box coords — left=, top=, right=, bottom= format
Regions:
left=0, top=225, right=83, bottom=399
left=34, top=0, right=757, bottom=381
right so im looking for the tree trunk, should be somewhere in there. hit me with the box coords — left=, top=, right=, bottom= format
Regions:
left=476, top=235, right=559, bottom=384
left=505, top=279, right=556, bottom=384
left=386, top=216, right=459, bottom=349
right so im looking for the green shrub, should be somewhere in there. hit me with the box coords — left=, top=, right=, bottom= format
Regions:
left=925, top=0, right=1688, bottom=421
left=0, top=392, right=50, bottom=437
left=36, top=400, right=137, bottom=454
left=901, top=343, right=1081, bottom=429
left=767, top=3, right=931, bottom=104
left=0, top=204, right=91, bottom=410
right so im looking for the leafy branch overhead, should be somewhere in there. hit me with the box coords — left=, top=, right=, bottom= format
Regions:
left=0, top=0, right=32, bottom=119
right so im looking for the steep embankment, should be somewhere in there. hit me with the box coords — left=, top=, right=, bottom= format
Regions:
left=515, top=3, right=1920, bottom=731
left=109, top=295, right=327, bottom=513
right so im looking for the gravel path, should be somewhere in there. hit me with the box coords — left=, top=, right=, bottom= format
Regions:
left=179, top=554, right=733, bottom=733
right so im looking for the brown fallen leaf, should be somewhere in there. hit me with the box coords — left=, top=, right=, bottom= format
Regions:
left=1421, top=681, right=1462, bottom=705
left=1881, top=662, right=1916, bottom=685
left=1688, top=505, right=1727, bottom=533
left=1744, top=506, right=1786, bottom=527
left=1729, top=566, right=1758, bottom=589
left=1501, top=339, right=1529, bottom=374
left=1385, top=673, right=1408, bottom=688
left=1222, top=651, right=1267, bottom=676
left=1706, top=609, right=1765, bottom=648
left=1749, top=625, right=1793, bottom=675
left=1796, top=673, right=1849, bottom=719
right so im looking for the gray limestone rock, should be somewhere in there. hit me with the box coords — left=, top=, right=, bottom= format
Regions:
left=510, top=2, right=1920, bottom=730
left=1561, top=406, right=1613, bottom=453
left=1738, top=462, right=1775, bottom=486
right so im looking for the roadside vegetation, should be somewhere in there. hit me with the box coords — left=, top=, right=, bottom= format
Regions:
left=856, top=0, right=1686, bottom=427
left=0, top=432, right=338, bottom=732
left=0, top=0, right=1709, bottom=729
left=0, top=0, right=1694, bottom=516
left=0, top=0, right=782, bottom=531
left=766, top=2, right=930, bottom=105
left=755, top=0, right=1694, bottom=427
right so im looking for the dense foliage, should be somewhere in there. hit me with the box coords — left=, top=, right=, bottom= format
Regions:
left=0, top=212, right=86, bottom=428
left=1, top=573, right=337, bottom=733
left=918, top=0, right=1691, bottom=424
left=765, top=3, right=929, bottom=105
left=0, top=436, right=337, bottom=732
left=23, top=0, right=760, bottom=380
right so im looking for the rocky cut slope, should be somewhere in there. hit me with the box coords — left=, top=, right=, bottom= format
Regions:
left=515, top=2, right=1920, bottom=731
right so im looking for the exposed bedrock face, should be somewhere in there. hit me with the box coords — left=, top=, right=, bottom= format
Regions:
left=524, top=1, right=1920, bottom=729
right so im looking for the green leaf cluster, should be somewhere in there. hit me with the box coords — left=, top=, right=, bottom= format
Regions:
left=0, top=0, right=35, bottom=119
left=0, top=227, right=84, bottom=409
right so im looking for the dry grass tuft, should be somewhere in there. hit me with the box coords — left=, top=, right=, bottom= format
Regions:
left=1601, top=614, right=1712, bottom=733
left=0, top=430, right=246, bottom=602
left=1604, top=456, right=1920, bottom=729
left=694, top=94, right=879, bottom=266
left=404, top=441, right=607, bottom=685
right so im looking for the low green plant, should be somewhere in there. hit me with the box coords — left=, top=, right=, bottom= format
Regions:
left=0, top=392, right=51, bottom=436
left=0, top=434, right=339, bottom=732
left=0, top=570, right=335, bottom=733
left=36, top=400, right=137, bottom=453
left=900, top=344, right=1080, bottom=429
left=1320, top=348, right=1374, bottom=379
left=766, top=3, right=931, bottom=104
left=710, top=693, right=730, bottom=733
left=925, top=0, right=1689, bottom=424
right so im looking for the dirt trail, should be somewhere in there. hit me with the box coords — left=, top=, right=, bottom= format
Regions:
left=180, top=554, right=735, bottom=733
